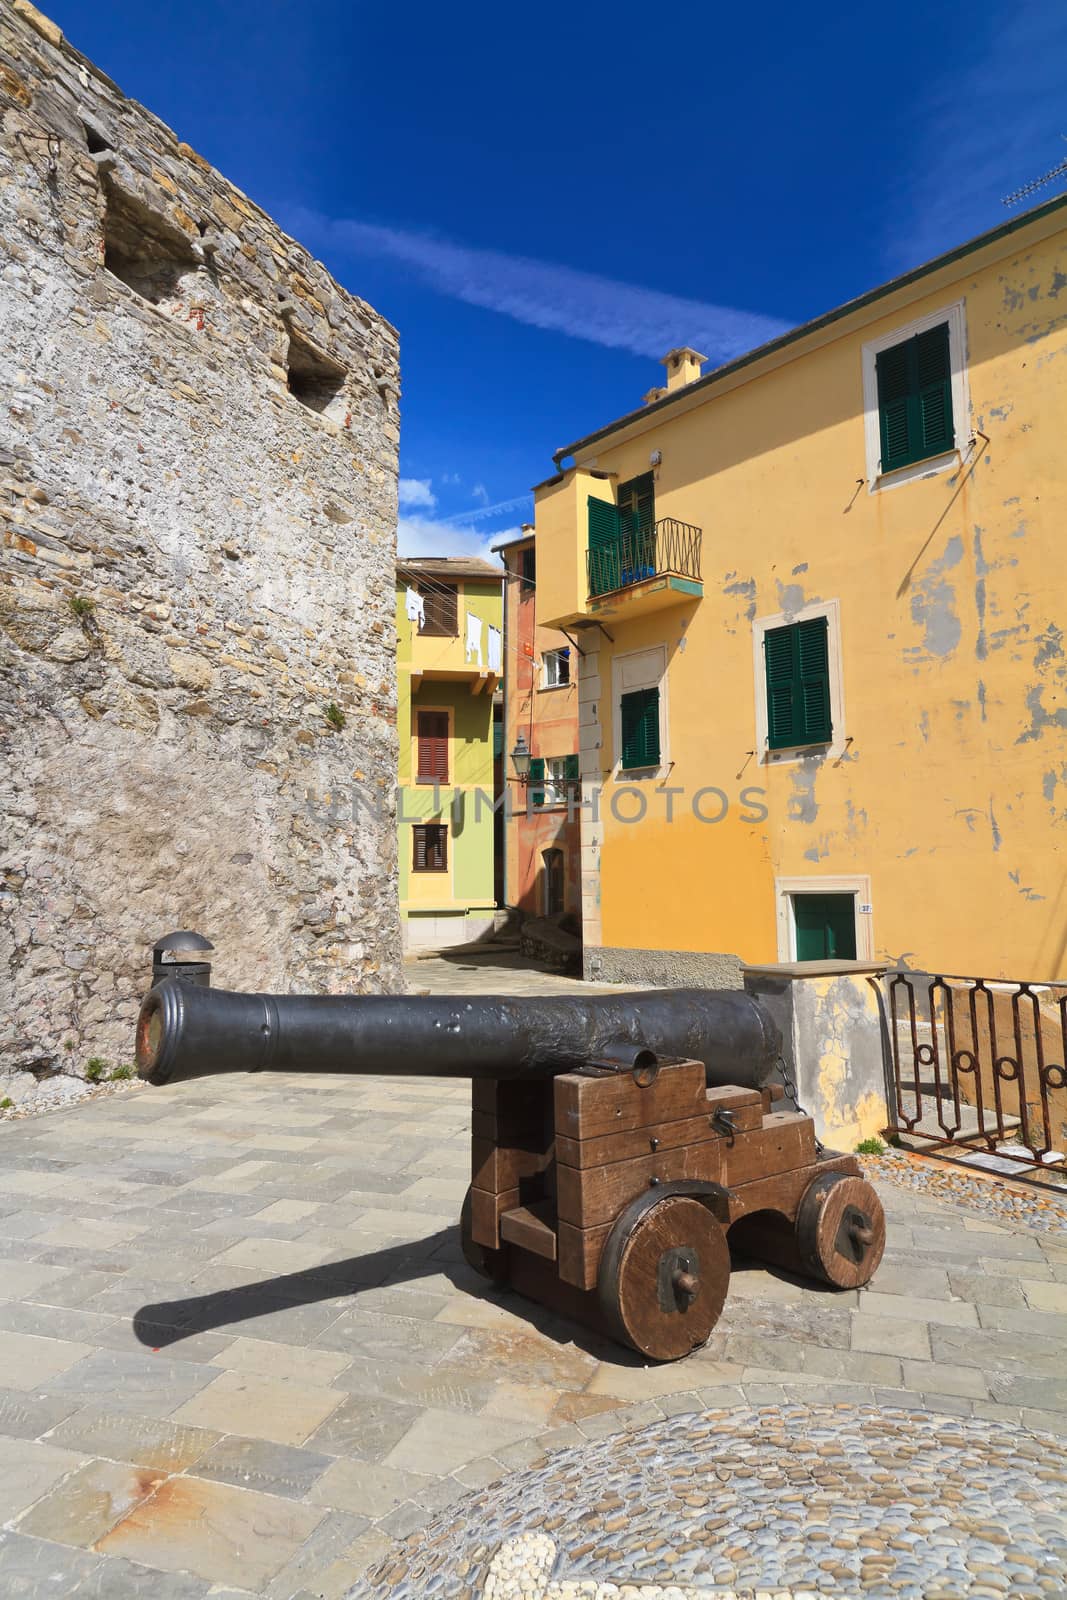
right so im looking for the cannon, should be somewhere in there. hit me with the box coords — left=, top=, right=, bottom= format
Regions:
left=135, top=980, right=885, bottom=1361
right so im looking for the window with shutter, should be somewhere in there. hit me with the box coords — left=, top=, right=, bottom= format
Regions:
left=412, top=823, right=448, bottom=872
left=528, top=755, right=545, bottom=808
left=416, top=710, right=449, bottom=783
left=876, top=321, right=953, bottom=472
left=520, top=546, right=536, bottom=586
left=620, top=687, right=661, bottom=770
left=588, top=496, right=622, bottom=596
left=763, top=617, right=832, bottom=750
left=421, top=584, right=459, bottom=636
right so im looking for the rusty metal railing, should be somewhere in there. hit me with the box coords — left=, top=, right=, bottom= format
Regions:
left=886, top=972, right=1067, bottom=1178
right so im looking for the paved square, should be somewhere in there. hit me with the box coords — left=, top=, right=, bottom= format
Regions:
left=1, top=951, right=1065, bottom=1596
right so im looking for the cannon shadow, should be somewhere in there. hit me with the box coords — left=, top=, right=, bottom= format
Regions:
left=132, top=1228, right=465, bottom=1348
left=133, top=1225, right=840, bottom=1361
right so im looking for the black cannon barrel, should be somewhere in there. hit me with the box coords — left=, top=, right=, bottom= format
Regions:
left=136, top=980, right=781, bottom=1091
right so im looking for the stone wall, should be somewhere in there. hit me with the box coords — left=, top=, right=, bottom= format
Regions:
left=0, top=1, right=403, bottom=1092
left=583, top=946, right=743, bottom=989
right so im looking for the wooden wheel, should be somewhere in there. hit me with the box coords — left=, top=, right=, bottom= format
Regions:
left=459, top=1187, right=510, bottom=1284
left=597, top=1191, right=730, bottom=1361
left=795, top=1172, right=885, bottom=1288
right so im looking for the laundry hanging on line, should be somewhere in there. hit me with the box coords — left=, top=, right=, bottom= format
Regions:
left=466, top=612, right=484, bottom=667
left=404, top=587, right=425, bottom=629
left=487, top=625, right=502, bottom=674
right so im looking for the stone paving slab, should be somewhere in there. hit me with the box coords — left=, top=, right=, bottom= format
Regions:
left=1, top=953, right=1067, bottom=1595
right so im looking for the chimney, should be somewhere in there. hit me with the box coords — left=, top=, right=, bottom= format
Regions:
left=642, top=386, right=667, bottom=406
left=660, top=347, right=707, bottom=392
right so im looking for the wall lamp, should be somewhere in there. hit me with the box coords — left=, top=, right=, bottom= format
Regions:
left=509, top=733, right=532, bottom=782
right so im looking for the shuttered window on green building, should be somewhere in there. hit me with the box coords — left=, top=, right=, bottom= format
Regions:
left=764, top=617, right=832, bottom=750
left=620, top=687, right=661, bottom=769
left=875, top=322, right=954, bottom=473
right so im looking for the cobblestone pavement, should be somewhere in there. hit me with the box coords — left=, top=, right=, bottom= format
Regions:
left=0, top=953, right=1065, bottom=1597
left=352, top=1404, right=1067, bottom=1599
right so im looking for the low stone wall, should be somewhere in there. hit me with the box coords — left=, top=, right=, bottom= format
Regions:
left=584, top=945, right=743, bottom=989
left=0, top=2, right=403, bottom=1088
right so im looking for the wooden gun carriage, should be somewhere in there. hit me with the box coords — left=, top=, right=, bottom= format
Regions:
left=136, top=981, right=885, bottom=1362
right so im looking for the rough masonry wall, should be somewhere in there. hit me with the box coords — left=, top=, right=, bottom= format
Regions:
left=0, top=2, right=403, bottom=1090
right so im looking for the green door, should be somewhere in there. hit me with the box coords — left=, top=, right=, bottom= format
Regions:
left=793, top=893, right=857, bottom=960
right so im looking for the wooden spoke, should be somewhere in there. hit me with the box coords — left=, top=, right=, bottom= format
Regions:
left=794, top=1172, right=886, bottom=1289
left=460, top=1187, right=510, bottom=1285
left=597, top=1191, right=730, bottom=1361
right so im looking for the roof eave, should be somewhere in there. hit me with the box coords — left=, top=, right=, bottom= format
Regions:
left=552, top=190, right=1067, bottom=469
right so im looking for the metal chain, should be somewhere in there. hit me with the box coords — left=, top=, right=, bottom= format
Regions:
left=774, top=1053, right=826, bottom=1156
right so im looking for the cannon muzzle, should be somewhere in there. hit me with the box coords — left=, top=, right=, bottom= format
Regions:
left=136, top=979, right=781, bottom=1090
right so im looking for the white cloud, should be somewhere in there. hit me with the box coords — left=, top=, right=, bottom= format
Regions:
left=471, top=482, right=490, bottom=504
left=885, top=0, right=1067, bottom=269
left=398, top=477, right=436, bottom=509
left=288, top=207, right=791, bottom=362
left=398, top=513, right=509, bottom=568
left=441, top=472, right=462, bottom=486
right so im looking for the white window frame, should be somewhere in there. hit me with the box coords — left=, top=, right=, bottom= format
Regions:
left=861, top=299, right=971, bottom=492
left=611, top=644, right=669, bottom=781
left=752, top=598, right=846, bottom=764
left=541, top=647, right=571, bottom=689
left=774, top=874, right=873, bottom=962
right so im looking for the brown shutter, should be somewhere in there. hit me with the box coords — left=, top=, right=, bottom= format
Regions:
left=416, top=711, right=449, bottom=782
left=412, top=824, right=447, bottom=872
left=422, top=585, right=458, bottom=636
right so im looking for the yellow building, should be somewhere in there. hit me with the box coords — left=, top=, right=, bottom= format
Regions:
left=396, top=558, right=503, bottom=949
left=534, top=194, right=1067, bottom=985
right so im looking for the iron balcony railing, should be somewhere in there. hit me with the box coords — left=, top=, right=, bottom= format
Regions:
left=885, top=971, right=1067, bottom=1182
left=586, top=517, right=703, bottom=599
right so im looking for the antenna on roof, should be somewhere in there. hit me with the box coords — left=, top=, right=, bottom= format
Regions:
left=1001, top=138, right=1067, bottom=207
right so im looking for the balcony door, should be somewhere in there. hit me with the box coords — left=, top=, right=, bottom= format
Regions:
left=617, top=472, right=655, bottom=584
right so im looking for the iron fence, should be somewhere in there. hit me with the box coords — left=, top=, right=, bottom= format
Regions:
left=886, top=971, right=1067, bottom=1179
left=587, top=517, right=702, bottom=598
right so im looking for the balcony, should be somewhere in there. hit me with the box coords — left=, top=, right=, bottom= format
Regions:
left=585, top=516, right=703, bottom=618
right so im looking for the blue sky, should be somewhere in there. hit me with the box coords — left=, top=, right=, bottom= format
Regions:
left=50, top=0, right=1067, bottom=560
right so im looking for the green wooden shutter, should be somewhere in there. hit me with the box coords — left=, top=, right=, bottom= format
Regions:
left=588, top=497, right=622, bottom=596
left=764, top=626, right=797, bottom=748
left=617, top=472, right=656, bottom=583
left=876, top=322, right=953, bottom=472
left=764, top=618, right=831, bottom=749
left=915, top=323, right=953, bottom=458
left=796, top=616, right=831, bottom=743
left=564, top=753, right=580, bottom=783
left=876, top=341, right=913, bottom=472
left=620, top=687, right=660, bottom=769
left=794, top=893, right=857, bottom=961
left=529, top=755, right=545, bottom=807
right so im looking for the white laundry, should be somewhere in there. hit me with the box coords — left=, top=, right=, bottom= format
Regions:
left=466, top=611, right=483, bottom=667
left=404, top=587, right=425, bottom=628
left=487, top=625, right=502, bottom=674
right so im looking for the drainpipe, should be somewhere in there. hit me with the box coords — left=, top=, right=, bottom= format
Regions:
left=499, top=562, right=510, bottom=911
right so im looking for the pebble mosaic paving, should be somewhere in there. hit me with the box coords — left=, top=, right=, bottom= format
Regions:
left=352, top=1405, right=1067, bottom=1600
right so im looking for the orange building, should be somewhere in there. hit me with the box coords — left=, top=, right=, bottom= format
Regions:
left=496, top=531, right=581, bottom=920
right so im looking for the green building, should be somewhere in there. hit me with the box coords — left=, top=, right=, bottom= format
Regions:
left=396, top=558, right=503, bottom=950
